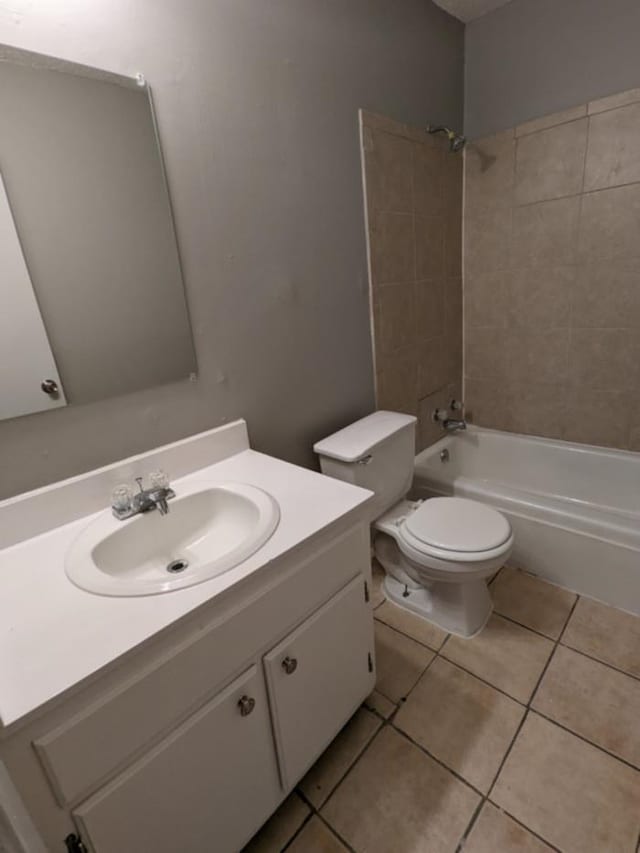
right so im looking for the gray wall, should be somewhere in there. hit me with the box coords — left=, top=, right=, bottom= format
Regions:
left=0, top=0, right=463, bottom=498
left=465, top=0, right=640, bottom=138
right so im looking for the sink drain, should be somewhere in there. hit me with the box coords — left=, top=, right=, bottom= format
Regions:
left=167, top=558, right=189, bottom=574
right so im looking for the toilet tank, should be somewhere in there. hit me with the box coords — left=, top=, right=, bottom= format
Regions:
left=313, top=411, right=417, bottom=520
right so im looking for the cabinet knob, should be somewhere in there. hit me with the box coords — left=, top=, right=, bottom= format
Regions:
left=41, top=379, right=59, bottom=396
left=281, top=656, right=298, bottom=675
left=237, top=695, right=255, bottom=717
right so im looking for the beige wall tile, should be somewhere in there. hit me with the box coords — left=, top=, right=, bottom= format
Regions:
left=515, top=119, right=587, bottom=205
left=492, top=713, right=640, bottom=853
left=287, top=817, right=347, bottom=853
left=464, top=130, right=515, bottom=215
left=395, top=658, right=525, bottom=793
left=569, top=328, right=640, bottom=391
left=511, top=196, right=580, bottom=267
left=244, top=793, right=310, bottom=853
left=585, top=102, right=640, bottom=191
left=563, top=388, right=630, bottom=448
left=418, top=337, right=448, bottom=398
left=515, top=104, right=587, bottom=137
left=588, top=86, right=640, bottom=115
left=364, top=130, right=413, bottom=214
left=414, top=278, right=444, bottom=341
left=508, top=265, right=573, bottom=327
left=375, top=283, right=416, bottom=354
left=562, top=597, right=640, bottom=677
left=370, top=210, right=415, bottom=285
left=415, top=214, right=445, bottom=279
left=322, top=727, right=480, bottom=853
left=507, top=381, right=567, bottom=440
left=571, top=261, right=640, bottom=328
left=532, top=645, right=640, bottom=767
left=630, top=396, right=640, bottom=452
left=464, top=378, right=513, bottom=432
left=412, top=141, right=443, bottom=216
left=375, top=600, right=448, bottom=650
left=578, top=183, right=640, bottom=262
left=376, top=346, right=419, bottom=415
left=492, top=567, right=576, bottom=639
left=373, top=620, right=434, bottom=703
left=464, top=802, right=554, bottom=853
left=505, top=328, right=569, bottom=384
left=444, top=211, right=462, bottom=277
left=465, top=270, right=510, bottom=328
left=441, top=614, right=554, bottom=703
left=465, top=207, right=512, bottom=273
left=464, top=327, right=506, bottom=380
left=299, top=708, right=381, bottom=808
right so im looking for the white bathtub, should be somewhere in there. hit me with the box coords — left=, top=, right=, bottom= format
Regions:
left=413, top=426, right=640, bottom=616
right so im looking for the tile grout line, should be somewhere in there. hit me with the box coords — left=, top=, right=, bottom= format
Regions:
left=447, top=590, right=582, bottom=851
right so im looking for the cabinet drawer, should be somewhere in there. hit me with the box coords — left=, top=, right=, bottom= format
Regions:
left=264, top=575, right=375, bottom=788
left=35, top=524, right=368, bottom=805
left=73, top=666, right=280, bottom=853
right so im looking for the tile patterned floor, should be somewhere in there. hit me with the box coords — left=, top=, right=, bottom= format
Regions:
left=246, top=563, right=640, bottom=853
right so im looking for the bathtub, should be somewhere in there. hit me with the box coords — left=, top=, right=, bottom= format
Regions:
left=413, top=426, right=640, bottom=616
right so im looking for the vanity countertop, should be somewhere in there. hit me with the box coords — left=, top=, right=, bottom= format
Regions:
left=0, top=429, right=372, bottom=729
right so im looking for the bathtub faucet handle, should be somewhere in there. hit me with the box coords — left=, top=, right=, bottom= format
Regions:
left=450, top=399, right=464, bottom=412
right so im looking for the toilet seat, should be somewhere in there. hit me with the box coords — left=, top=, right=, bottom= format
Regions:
left=397, top=497, right=513, bottom=569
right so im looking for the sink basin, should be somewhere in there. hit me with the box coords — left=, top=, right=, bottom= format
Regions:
left=65, top=482, right=280, bottom=596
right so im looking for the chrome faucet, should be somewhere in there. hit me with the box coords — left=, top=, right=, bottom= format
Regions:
left=433, top=400, right=467, bottom=433
left=442, top=418, right=467, bottom=433
left=111, top=471, right=175, bottom=520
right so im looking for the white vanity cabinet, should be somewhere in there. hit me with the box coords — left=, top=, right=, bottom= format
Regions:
left=264, top=574, right=373, bottom=788
left=0, top=522, right=375, bottom=853
left=72, top=666, right=280, bottom=853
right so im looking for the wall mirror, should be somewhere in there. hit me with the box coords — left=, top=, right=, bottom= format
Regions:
left=0, top=46, right=196, bottom=421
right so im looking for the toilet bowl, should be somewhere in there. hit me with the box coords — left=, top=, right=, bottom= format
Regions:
left=313, top=410, right=514, bottom=639
left=373, top=496, right=513, bottom=637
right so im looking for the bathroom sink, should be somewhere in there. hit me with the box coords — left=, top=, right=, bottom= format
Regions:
left=65, top=482, right=280, bottom=596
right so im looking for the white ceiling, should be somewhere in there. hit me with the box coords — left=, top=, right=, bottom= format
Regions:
left=433, top=0, right=514, bottom=23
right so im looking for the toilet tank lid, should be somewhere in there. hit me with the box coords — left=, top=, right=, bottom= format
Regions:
left=313, top=411, right=417, bottom=463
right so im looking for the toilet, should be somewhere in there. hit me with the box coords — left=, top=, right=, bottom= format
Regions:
left=314, top=411, right=513, bottom=637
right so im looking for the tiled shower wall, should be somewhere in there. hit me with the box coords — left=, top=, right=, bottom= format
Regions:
left=464, top=87, right=640, bottom=451
left=361, top=111, right=463, bottom=450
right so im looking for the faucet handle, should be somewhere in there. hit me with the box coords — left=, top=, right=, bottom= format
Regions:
left=135, top=476, right=145, bottom=493
left=432, top=408, right=449, bottom=423
left=149, top=469, right=170, bottom=490
left=112, top=484, right=134, bottom=512
left=450, top=399, right=464, bottom=412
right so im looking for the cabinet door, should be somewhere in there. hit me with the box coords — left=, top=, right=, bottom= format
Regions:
left=73, top=666, right=280, bottom=853
left=264, top=575, right=375, bottom=788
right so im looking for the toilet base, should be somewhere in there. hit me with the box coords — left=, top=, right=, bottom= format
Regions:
left=383, top=574, right=493, bottom=639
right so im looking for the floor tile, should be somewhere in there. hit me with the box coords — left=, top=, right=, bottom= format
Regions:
left=298, top=708, right=381, bottom=807
left=492, top=712, right=640, bottom=853
left=374, top=621, right=435, bottom=703
left=463, top=802, right=554, bottom=853
left=243, top=793, right=310, bottom=852
left=562, top=597, right=640, bottom=677
left=322, top=727, right=480, bottom=853
left=441, top=614, right=554, bottom=703
left=370, top=559, right=386, bottom=608
left=287, top=817, right=348, bottom=853
left=363, top=690, right=396, bottom=719
left=492, top=566, right=576, bottom=639
left=375, top=599, right=448, bottom=650
left=532, top=645, right=640, bottom=767
left=395, top=657, right=525, bottom=792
